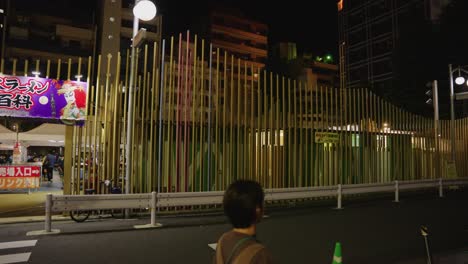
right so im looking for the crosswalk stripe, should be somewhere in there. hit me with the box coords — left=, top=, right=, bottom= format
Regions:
left=0, top=240, right=37, bottom=250
left=0, top=253, right=31, bottom=264
left=208, top=243, right=217, bottom=250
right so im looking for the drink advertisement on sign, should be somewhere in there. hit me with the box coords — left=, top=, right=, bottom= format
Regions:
left=0, top=75, right=87, bottom=120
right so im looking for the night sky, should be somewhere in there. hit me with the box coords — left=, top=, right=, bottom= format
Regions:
left=16, top=0, right=338, bottom=57
left=157, top=0, right=339, bottom=57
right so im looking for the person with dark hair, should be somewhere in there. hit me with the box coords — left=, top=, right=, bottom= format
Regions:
left=45, top=150, right=57, bottom=182
left=214, top=180, right=273, bottom=264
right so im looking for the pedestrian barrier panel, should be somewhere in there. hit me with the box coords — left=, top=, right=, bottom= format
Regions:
left=27, top=178, right=468, bottom=236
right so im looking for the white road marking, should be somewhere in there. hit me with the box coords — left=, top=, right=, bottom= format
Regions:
left=0, top=240, right=37, bottom=250
left=208, top=243, right=217, bottom=250
left=0, top=253, right=31, bottom=264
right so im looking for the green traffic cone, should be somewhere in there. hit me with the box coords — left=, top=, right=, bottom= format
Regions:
left=332, top=242, right=342, bottom=264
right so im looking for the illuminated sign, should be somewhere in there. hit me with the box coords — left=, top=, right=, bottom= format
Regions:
left=0, top=75, right=88, bottom=120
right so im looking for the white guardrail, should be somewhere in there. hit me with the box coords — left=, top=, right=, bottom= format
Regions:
left=35, top=178, right=467, bottom=235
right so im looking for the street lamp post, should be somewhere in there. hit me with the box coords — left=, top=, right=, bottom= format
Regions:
left=125, top=0, right=157, bottom=197
left=448, top=64, right=456, bottom=162
left=426, top=80, right=439, bottom=177
left=448, top=64, right=468, bottom=163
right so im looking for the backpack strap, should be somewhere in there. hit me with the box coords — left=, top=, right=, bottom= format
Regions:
left=225, top=236, right=254, bottom=264
left=232, top=243, right=265, bottom=264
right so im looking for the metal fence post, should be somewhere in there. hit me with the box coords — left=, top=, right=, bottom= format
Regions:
left=45, top=193, right=52, bottom=232
left=439, top=178, right=443, bottom=198
left=151, top=191, right=157, bottom=226
left=337, top=184, right=342, bottom=209
left=394, top=180, right=399, bottom=202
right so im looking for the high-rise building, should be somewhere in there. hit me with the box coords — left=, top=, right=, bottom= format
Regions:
left=0, top=0, right=95, bottom=75
left=338, top=0, right=452, bottom=113
left=0, top=0, right=162, bottom=77
left=209, top=8, right=268, bottom=70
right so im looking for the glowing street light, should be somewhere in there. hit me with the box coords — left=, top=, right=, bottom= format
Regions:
left=455, top=76, right=465, bottom=85
left=133, top=0, right=157, bottom=21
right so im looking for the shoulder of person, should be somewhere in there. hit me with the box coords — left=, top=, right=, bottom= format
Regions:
left=250, top=245, right=273, bottom=264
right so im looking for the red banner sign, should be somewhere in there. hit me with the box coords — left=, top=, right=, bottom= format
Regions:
left=0, top=165, right=41, bottom=177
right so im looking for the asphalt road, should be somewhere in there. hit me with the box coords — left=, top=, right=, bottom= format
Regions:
left=0, top=190, right=467, bottom=264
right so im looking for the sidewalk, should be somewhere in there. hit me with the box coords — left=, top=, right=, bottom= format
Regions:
left=0, top=171, right=63, bottom=219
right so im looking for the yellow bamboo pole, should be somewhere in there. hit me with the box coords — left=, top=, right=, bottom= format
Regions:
left=292, top=80, right=297, bottom=187
left=319, top=85, right=324, bottom=185
left=101, top=54, right=112, bottom=186
left=287, top=79, right=292, bottom=187
left=334, top=87, right=339, bottom=185
left=298, top=82, right=303, bottom=187
left=229, top=56, right=234, bottom=185
left=45, top=60, right=51, bottom=78
left=282, top=77, right=287, bottom=187
left=243, top=62, right=248, bottom=180
left=215, top=48, right=220, bottom=190
left=135, top=74, right=143, bottom=192
left=166, top=37, right=174, bottom=192
left=24, top=59, right=28, bottom=76
left=250, top=64, right=255, bottom=182
left=236, top=59, right=241, bottom=182
left=190, top=36, right=198, bottom=192
left=262, top=70, right=270, bottom=186
left=305, top=82, right=309, bottom=186
left=111, top=53, right=121, bottom=188
left=325, top=86, right=330, bottom=186
left=315, top=84, right=319, bottom=186
left=257, top=70, right=262, bottom=183
left=327, top=86, right=332, bottom=186
left=222, top=51, right=227, bottom=188
left=272, top=74, right=281, bottom=188
left=364, top=89, right=369, bottom=183
left=91, top=56, right=101, bottom=191
left=141, top=45, right=149, bottom=192
left=84, top=57, right=92, bottom=190
left=199, top=40, right=205, bottom=190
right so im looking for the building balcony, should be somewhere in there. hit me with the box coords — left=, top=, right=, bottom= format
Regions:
left=56, top=24, right=93, bottom=41
left=212, top=39, right=267, bottom=58
left=212, top=24, right=267, bottom=44
left=6, top=38, right=92, bottom=59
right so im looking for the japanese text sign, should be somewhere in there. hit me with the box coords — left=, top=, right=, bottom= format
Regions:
left=0, top=75, right=87, bottom=120
left=0, top=178, right=40, bottom=189
left=0, top=165, right=41, bottom=177
left=0, top=165, right=41, bottom=189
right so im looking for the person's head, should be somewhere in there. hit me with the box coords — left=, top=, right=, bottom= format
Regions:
left=223, top=180, right=265, bottom=229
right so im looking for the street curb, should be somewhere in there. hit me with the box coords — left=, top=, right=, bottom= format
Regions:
left=0, top=215, right=70, bottom=225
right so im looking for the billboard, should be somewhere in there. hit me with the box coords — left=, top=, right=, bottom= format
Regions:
left=0, top=75, right=88, bottom=120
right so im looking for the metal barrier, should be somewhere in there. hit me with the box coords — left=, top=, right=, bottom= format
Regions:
left=38, top=192, right=155, bottom=235
left=156, top=191, right=224, bottom=207
left=29, top=178, right=468, bottom=236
